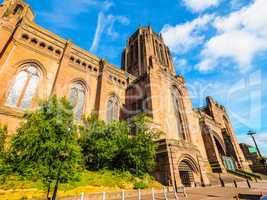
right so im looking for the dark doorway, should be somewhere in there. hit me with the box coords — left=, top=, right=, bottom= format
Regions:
left=179, top=161, right=195, bottom=187
left=179, top=171, right=191, bottom=187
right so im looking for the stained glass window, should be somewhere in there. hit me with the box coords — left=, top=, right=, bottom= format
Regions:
left=171, top=87, right=185, bottom=140
left=6, top=64, right=40, bottom=109
left=69, top=82, right=86, bottom=120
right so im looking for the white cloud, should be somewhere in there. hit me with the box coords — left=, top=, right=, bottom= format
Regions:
left=196, top=0, right=267, bottom=72
left=39, top=0, right=113, bottom=29
left=90, top=12, right=106, bottom=52
left=182, top=0, right=220, bottom=12
left=173, top=58, right=193, bottom=74
left=188, top=69, right=263, bottom=131
left=161, top=14, right=213, bottom=54
left=230, top=0, right=245, bottom=10
left=90, top=13, right=129, bottom=52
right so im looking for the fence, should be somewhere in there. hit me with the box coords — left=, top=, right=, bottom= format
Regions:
left=53, top=186, right=187, bottom=200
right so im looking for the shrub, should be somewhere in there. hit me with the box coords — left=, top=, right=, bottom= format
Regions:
left=79, top=114, right=159, bottom=176
left=0, top=124, right=7, bottom=155
left=134, top=182, right=148, bottom=189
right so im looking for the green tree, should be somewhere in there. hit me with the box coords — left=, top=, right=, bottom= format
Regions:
left=0, top=124, right=7, bottom=156
left=79, top=113, right=159, bottom=176
left=79, top=115, right=129, bottom=170
left=0, top=124, right=10, bottom=183
left=9, top=96, right=81, bottom=200
left=127, top=114, right=159, bottom=175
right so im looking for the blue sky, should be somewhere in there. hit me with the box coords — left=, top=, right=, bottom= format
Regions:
left=23, top=0, right=267, bottom=155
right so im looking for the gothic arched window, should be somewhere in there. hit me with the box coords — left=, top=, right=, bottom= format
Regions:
left=13, top=5, right=23, bottom=16
left=69, top=82, right=86, bottom=120
left=155, top=41, right=161, bottom=61
left=159, top=45, right=166, bottom=65
left=6, top=64, right=41, bottom=109
left=223, top=116, right=232, bottom=135
left=106, top=95, right=120, bottom=123
left=171, top=87, right=186, bottom=140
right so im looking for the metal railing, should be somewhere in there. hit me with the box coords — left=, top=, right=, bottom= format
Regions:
left=40, top=186, right=187, bottom=200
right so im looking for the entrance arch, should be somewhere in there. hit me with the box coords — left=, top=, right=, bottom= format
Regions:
left=213, top=136, right=226, bottom=157
left=178, top=155, right=199, bottom=187
left=213, top=135, right=236, bottom=171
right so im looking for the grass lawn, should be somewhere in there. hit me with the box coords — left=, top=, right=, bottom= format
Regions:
left=0, top=170, right=162, bottom=200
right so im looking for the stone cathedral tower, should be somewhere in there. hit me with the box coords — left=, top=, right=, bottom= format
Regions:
left=122, top=26, right=211, bottom=186
left=0, top=0, right=34, bottom=57
left=122, top=26, right=175, bottom=76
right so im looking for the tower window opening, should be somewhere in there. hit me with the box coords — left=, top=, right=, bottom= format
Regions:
left=13, top=5, right=23, bottom=15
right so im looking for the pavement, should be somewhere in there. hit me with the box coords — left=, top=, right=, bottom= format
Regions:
left=177, top=181, right=267, bottom=200
left=55, top=181, right=267, bottom=200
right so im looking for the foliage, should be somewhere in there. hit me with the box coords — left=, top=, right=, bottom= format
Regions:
left=0, top=124, right=11, bottom=183
left=133, top=182, right=148, bottom=189
left=0, top=124, right=7, bottom=155
left=0, top=170, right=162, bottom=200
left=79, top=113, right=159, bottom=176
left=79, top=115, right=129, bottom=170
left=8, top=96, right=81, bottom=198
left=128, top=114, right=159, bottom=175
left=1, top=95, right=159, bottom=199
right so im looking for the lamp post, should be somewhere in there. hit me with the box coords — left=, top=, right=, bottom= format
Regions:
left=247, top=130, right=266, bottom=172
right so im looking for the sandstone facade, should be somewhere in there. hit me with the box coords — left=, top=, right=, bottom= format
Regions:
left=0, top=0, right=250, bottom=187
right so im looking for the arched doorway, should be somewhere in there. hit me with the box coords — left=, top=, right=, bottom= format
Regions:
left=178, top=157, right=199, bottom=187
left=214, top=136, right=226, bottom=157
left=214, top=136, right=236, bottom=171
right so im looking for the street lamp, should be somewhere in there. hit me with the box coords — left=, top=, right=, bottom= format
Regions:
left=247, top=130, right=266, bottom=172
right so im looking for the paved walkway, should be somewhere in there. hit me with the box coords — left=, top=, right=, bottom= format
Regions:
left=55, top=181, right=267, bottom=200
left=179, top=181, right=267, bottom=200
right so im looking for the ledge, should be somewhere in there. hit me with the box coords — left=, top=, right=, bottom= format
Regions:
left=0, top=105, right=24, bottom=118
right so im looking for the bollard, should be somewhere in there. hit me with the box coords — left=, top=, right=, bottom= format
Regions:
left=183, top=187, right=187, bottom=198
left=246, top=179, right=251, bottom=189
left=234, top=180, right=237, bottom=188
left=163, top=187, right=168, bottom=200
left=102, top=191, right=106, bottom=200
left=152, top=188, right=155, bottom=200
left=138, top=188, right=141, bottom=200
left=121, top=190, right=125, bottom=200
left=219, top=177, right=225, bottom=187
left=80, top=192, right=84, bottom=200
left=172, top=187, right=178, bottom=199
left=234, top=194, right=240, bottom=200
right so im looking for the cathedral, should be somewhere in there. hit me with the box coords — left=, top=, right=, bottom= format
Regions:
left=0, top=0, right=254, bottom=187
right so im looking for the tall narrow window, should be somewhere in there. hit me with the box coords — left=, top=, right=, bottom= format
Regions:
left=6, top=64, right=40, bottom=109
left=69, top=82, right=86, bottom=120
left=160, top=45, right=166, bottom=65
left=134, top=42, right=138, bottom=63
left=106, top=95, right=119, bottom=123
left=171, top=87, right=185, bottom=140
left=223, top=116, right=231, bottom=135
left=155, top=41, right=161, bottom=62
left=13, top=5, right=23, bottom=15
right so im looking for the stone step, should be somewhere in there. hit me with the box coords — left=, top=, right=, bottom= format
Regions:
left=207, top=172, right=245, bottom=186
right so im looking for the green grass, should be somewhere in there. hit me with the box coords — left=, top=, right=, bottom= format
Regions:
left=0, top=170, right=162, bottom=200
